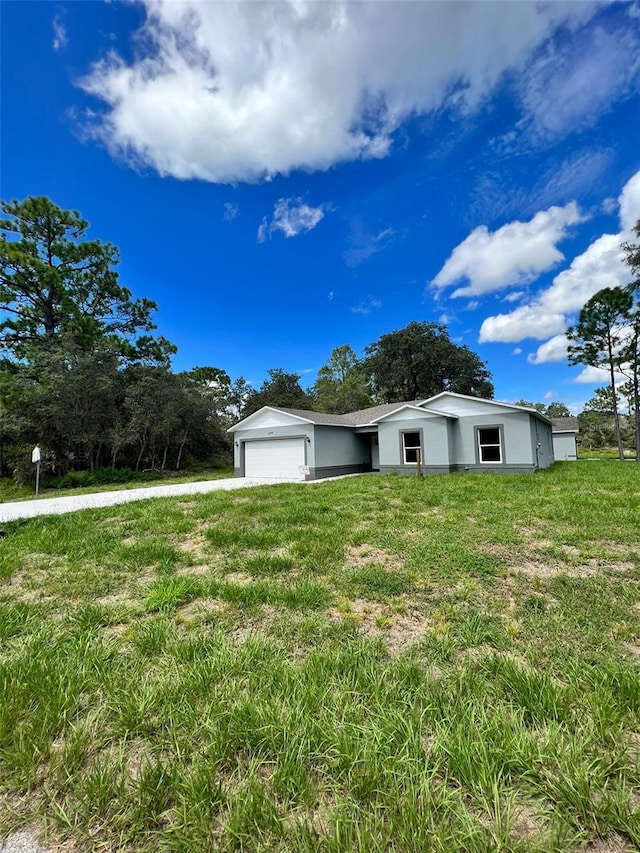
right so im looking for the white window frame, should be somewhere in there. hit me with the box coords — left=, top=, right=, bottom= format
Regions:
left=477, top=426, right=503, bottom=464
left=402, top=431, right=422, bottom=465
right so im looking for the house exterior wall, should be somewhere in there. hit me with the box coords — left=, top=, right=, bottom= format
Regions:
left=553, top=432, right=578, bottom=461
left=448, top=411, right=543, bottom=472
left=531, top=416, right=555, bottom=469
left=233, top=423, right=315, bottom=477
left=310, top=425, right=371, bottom=479
left=378, top=417, right=451, bottom=474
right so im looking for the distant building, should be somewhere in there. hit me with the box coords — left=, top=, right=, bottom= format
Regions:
left=551, top=417, right=579, bottom=461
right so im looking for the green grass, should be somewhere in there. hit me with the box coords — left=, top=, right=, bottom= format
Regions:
left=0, top=467, right=234, bottom=504
left=1, top=462, right=639, bottom=851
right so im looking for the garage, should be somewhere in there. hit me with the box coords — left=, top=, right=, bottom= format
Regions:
left=243, top=437, right=307, bottom=480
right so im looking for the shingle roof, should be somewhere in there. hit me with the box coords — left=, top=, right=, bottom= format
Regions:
left=275, top=407, right=354, bottom=426
left=551, top=416, right=579, bottom=432
left=278, top=401, right=423, bottom=427
left=341, top=401, right=425, bottom=425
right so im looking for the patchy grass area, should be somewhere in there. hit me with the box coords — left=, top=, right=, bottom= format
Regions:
left=0, top=462, right=639, bottom=852
left=0, top=467, right=234, bottom=504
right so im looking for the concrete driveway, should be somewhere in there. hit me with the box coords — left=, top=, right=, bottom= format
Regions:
left=0, top=477, right=298, bottom=524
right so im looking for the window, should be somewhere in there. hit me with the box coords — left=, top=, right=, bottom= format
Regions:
left=402, top=431, right=422, bottom=464
left=477, top=427, right=502, bottom=463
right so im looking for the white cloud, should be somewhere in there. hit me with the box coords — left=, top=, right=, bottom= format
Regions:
left=479, top=168, right=640, bottom=344
left=351, top=296, right=381, bottom=316
left=543, top=391, right=555, bottom=401
left=257, top=197, right=327, bottom=243
left=432, top=203, right=584, bottom=297
left=480, top=304, right=567, bottom=344
left=573, top=365, right=626, bottom=384
left=78, top=1, right=602, bottom=183
left=619, top=170, right=640, bottom=232
left=53, top=15, right=67, bottom=51
left=466, top=300, right=479, bottom=311
left=518, top=14, right=640, bottom=141
left=511, top=347, right=522, bottom=356
left=223, top=202, right=239, bottom=221
left=528, top=335, right=569, bottom=365
left=504, top=291, right=525, bottom=303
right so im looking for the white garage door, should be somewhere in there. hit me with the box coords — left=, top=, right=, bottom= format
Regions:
left=244, top=438, right=306, bottom=480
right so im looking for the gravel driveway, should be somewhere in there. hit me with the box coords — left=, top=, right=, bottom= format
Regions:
left=0, top=477, right=298, bottom=524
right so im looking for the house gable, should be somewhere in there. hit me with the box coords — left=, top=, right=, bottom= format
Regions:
left=373, top=405, right=457, bottom=423
left=227, top=406, right=314, bottom=432
left=423, top=391, right=548, bottom=421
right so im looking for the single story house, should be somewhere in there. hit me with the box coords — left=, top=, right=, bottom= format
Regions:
left=551, top=416, right=579, bottom=461
left=229, top=392, right=555, bottom=480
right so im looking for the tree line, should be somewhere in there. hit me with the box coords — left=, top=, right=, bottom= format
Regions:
left=566, top=219, right=640, bottom=461
left=0, top=197, right=494, bottom=484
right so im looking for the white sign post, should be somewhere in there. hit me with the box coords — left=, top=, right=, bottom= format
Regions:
left=31, top=446, right=41, bottom=497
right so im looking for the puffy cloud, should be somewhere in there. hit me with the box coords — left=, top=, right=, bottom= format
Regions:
left=257, top=198, right=327, bottom=243
left=479, top=168, right=640, bottom=344
left=528, top=335, right=569, bottom=365
left=432, top=203, right=583, bottom=297
left=574, top=365, right=627, bottom=384
left=511, top=347, right=522, bottom=355
left=619, top=170, right=640, bottom=232
left=479, top=304, right=566, bottom=344
left=79, top=1, right=600, bottom=183
left=479, top=233, right=626, bottom=342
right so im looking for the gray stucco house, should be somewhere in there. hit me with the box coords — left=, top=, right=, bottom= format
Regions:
left=551, top=416, right=579, bottom=461
left=229, top=392, right=555, bottom=480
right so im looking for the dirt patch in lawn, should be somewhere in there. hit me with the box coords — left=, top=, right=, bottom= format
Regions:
left=344, top=544, right=405, bottom=571
left=513, top=558, right=634, bottom=579
left=328, top=599, right=428, bottom=654
left=483, top=543, right=634, bottom=579
left=223, top=571, right=254, bottom=586
left=625, top=642, right=640, bottom=660
left=95, top=590, right=141, bottom=608
left=176, top=597, right=225, bottom=625
left=574, top=832, right=637, bottom=852
left=6, top=568, right=53, bottom=603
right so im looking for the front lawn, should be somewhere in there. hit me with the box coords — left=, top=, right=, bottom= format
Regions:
left=0, top=463, right=639, bottom=851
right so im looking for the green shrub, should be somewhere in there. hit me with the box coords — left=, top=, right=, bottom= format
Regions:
left=47, top=468, right=154, bottom=489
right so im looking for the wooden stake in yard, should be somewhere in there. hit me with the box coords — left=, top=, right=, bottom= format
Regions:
left=416, top=447, right=423, bottom=478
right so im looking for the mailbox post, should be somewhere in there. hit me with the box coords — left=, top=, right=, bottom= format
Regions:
left=32, top=445, right=41, bottom=496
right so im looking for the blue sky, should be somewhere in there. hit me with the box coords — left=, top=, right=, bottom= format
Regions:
left=2, top=1, right=640, bottom=412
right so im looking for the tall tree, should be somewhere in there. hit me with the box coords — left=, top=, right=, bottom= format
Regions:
left=622, top=219, right=640, bottom=292
left=243, top=369, right=312, bottom=416
left=567, top=287, right=633, bottom=460
left=544, top=402, right=571, bottom=418
left=313, top=345, right=373, bottom=414
left=513, top=399, right=547, bottom=413
left=0, top=196, right=173, bottom=363
left=364, top=321, right=493, bottom=403
left=620, top=221, right=640, bottom=461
